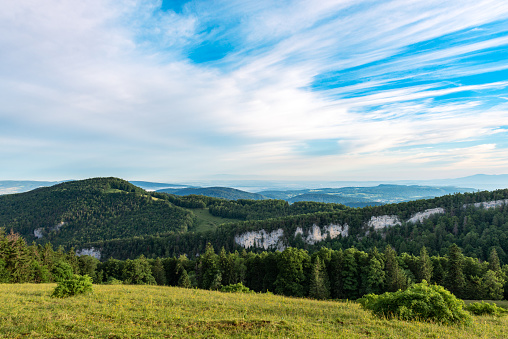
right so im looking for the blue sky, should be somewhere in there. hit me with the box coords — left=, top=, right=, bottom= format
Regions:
left=1, top=0, right=508, bottom=182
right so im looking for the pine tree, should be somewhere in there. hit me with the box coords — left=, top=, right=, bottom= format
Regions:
left=198, top=243, right=220, bottom=289
left=364, top=257, right=385, bottom=294
left=308, top=257, right=330, bottom=299
left=481, top=270, right=504, bottom=300
left=151, top=258, right=166, bottom=285
left=417, top=246, right=433, bottom=283
left=178, top=268, right=191, bottom=288
left=330, top=249, right=344, bottom=299
left=384, top=246, right=406, bottom=292
left=488, top=248, right=501, bottom=273
left=445, top=244, right=466, bottom=298
left=341, top=248, right=359, bottom=298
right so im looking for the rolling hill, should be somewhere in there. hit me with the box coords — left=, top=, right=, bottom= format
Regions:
left=157, top=186, right=266, bottom=200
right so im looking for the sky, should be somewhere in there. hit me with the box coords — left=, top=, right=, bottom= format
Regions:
left=1, top=0, right=508, bottom=182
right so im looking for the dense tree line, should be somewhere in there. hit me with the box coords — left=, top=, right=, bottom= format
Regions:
left=2, top=229, right=506, bottom=301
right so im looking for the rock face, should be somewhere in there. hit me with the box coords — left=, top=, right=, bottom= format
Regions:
left=368, top=215, right=401, bottom=229
left=76, top=248, right=101, bottom=260
left=234, top=229, right=285, bottom=251
left=33, top=221, right=66, bottom=239
left=407, top=208, right=446, bottom=224
left=295, top=224, right=349, bottom=244
left=235, top=224, right=349, bottom=250
left=34, top=228, right=44, bottom=239
left=466, top=199, right=508, bottom=209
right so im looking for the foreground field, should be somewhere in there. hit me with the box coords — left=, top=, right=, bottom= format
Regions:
left=0, top=284, right=507, bottom=338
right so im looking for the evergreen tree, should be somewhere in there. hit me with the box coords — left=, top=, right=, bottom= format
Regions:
left=445, top=244, right=466, bottom=298
left=330, top=249, right=344, bottom=299
left=341, top=248, right=359, bottom=298
left=384, top=246, right=406, bottom=292
left=488, top=248, right=501, bottom=273
left=178, top=268, right=191, bottom=288
left=417, top=246, right=433, bottom=283
left=308, top=257, right=330, bottom=299
left=364, top=257, right=385, bottom=294
left=151, top=258, right=166, bottom=285
left=198, top=243, right=220, bottom=290
left=481, top=270, right=504, bottom=300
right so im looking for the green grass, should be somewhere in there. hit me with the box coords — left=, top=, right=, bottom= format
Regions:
left=190, top=208, right=237, bottom=232
left=1, top=284, right=507, bottom=338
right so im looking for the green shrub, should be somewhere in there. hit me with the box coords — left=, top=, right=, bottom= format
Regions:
left=51, top=261, right=74, bottom=282
left=220, top=283, right=253, bottom=293
left=51, top=274, right=93, bottom=298
left=104, top=276, right=123, bottom=285
left=358, top=281, right=472, bottom=324
left=465, top=301, right=508, bottom=316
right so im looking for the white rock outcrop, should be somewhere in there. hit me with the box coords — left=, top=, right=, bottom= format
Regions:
left=368, top=215, right=401, bottom=230
left=234, top=229, right=285, bottom=251
left=34, top=228, right=44, bottom=239
left=303, top=224, right=349, bottom=244
left=466, top=199, right=508, bottom=209
left=407, top=208, right=446, bottom=224
left=76, top=248, right=101, bottom=260
left=326, top=223, right=349, bottom=239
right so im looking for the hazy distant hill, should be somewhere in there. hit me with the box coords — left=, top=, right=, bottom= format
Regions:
left=157, top=187, right=266, bottom=200
left=286, top=193, right=382, bottom=207
left=0, top=180, right=59, bottom=195
left=261, top=184, right=473, bottom=204
left=129, top=181, right=191, bottom=191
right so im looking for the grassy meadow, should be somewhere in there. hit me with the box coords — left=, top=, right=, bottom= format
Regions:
left=1, top=284, right=507, bottom=338
left=190, top=208, right=236, bottom=232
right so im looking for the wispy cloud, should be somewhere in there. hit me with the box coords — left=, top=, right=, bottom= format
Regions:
left=1, top=0, right=507, bottom=180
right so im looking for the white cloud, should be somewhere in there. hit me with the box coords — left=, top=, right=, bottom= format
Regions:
left=1, top=0, right=508, bottom=180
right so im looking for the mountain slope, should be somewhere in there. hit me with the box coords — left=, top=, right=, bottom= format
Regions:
left=0, top=177, right=195, bottom=247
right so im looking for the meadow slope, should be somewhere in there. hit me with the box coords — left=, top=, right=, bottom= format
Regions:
left=1, top=284, right=507, bottom=338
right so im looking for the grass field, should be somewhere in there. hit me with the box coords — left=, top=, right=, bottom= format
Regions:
left=190, top=208, right=237, bottom=232
left=1, top=284, right=507, bottom=338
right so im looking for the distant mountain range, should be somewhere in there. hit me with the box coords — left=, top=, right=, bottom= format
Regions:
left=0, top=180, right=59, bottom=195
left=154, top=184, right=473, bottom=206
left=157, top=187, right=265, bottom=200
left=1, top=174, right=506, bottom=205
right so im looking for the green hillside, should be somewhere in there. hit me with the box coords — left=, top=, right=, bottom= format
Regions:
left=1, top=284, right=507, bottom=338
left=0, top=178, right=196, bottom=247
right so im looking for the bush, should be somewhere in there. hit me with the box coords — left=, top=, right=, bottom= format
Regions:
left=220, top=283, right=253, bottom=293
left=358, top=281, right=472, bottom=325
left=104, top=276, right=123, bottom=285
left=51, top=261, right=74, bottom=282
left=465, top=301, right=508, bottom=316
left=51, top=274, right=93, bottom=298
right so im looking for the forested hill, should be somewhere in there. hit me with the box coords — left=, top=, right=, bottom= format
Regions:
left=80, top=189, right=508, bottom=263
left=0, top=178, right=195, bottom=247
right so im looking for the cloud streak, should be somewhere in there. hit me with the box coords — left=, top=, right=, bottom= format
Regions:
left=1, top=0, right=507, bottom=181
